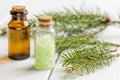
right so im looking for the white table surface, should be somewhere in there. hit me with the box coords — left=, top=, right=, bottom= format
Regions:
left=0, top=24, right=120, bottom=80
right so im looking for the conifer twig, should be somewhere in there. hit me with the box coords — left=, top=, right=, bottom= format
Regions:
left=63, top=49, right=117, bottom=63
left=67, top=53, right=119, bottom=71
left=57, top=38, right=120, bottom=76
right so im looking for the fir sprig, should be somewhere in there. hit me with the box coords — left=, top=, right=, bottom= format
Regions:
left=65, top=53, right=120, bottom=76
left=42, top=8, right=111, bottom=38
left=43, top=8, right=110, bottom=28
left=56, top=38, right=120, bottom=52
left=57, top=38, right=120, bottom=75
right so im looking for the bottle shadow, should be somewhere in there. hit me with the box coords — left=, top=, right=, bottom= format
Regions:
left=26, top=65, right=38, bottom=71
left=0, top=56, right=13, bottom=64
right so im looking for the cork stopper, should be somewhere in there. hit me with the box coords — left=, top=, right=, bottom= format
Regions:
left=38, top=16, right=53, bottom=27
left=38, top=16, right=52, bottom=22
left=12, top=5, right=26, bottom=12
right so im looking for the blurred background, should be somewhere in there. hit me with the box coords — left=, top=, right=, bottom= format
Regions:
left=0, top=0, right=120, bottom=43
left=0, top=0, right=120, bottom=25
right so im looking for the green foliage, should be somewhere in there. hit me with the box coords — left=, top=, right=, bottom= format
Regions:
left=28, top=19, right=37, bottom=37
left=43, top=8, right=120, bottom=76
left=56, top=38, right=120, bottom=75
left=0, top=8, right=112, bottom=38
left=0, top=27, right=7, bottom=36
left=64, top=53, right=119, bottom=76
left=56, top=38, right=120, bottom=52
left=42, top=8, right=111, bottom=38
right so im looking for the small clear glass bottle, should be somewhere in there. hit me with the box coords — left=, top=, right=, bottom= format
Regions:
left=34, top=16, right=55, bottom=70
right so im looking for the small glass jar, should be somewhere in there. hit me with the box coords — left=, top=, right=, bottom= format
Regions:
left=34, top=16, right=55, bottom=70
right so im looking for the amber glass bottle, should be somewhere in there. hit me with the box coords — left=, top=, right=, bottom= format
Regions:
left=8, top=6, right=30, bottom=60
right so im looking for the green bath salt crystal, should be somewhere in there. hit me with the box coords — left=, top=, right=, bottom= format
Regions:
left=35, top=34, right=55, bottom=70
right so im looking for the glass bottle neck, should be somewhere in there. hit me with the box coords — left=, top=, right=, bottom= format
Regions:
left=38, top=26, right=53, bottom=30
left=11, top=14, right=27, bottom=20
left=10, top=10, right=28, bottom=20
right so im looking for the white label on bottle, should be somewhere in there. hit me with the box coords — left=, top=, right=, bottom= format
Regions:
left=24, top=21, right=29, bottom=26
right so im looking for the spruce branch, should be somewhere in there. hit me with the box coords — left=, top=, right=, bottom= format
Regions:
left=62, top=47, right=117, bottom=66
left=65, top=53, right=120, bottom=76
left=56, top=38, right=120, bottom=52
left=42, top=8, right=111, bottom=38
left=56, top=38, right=120, bottom=76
